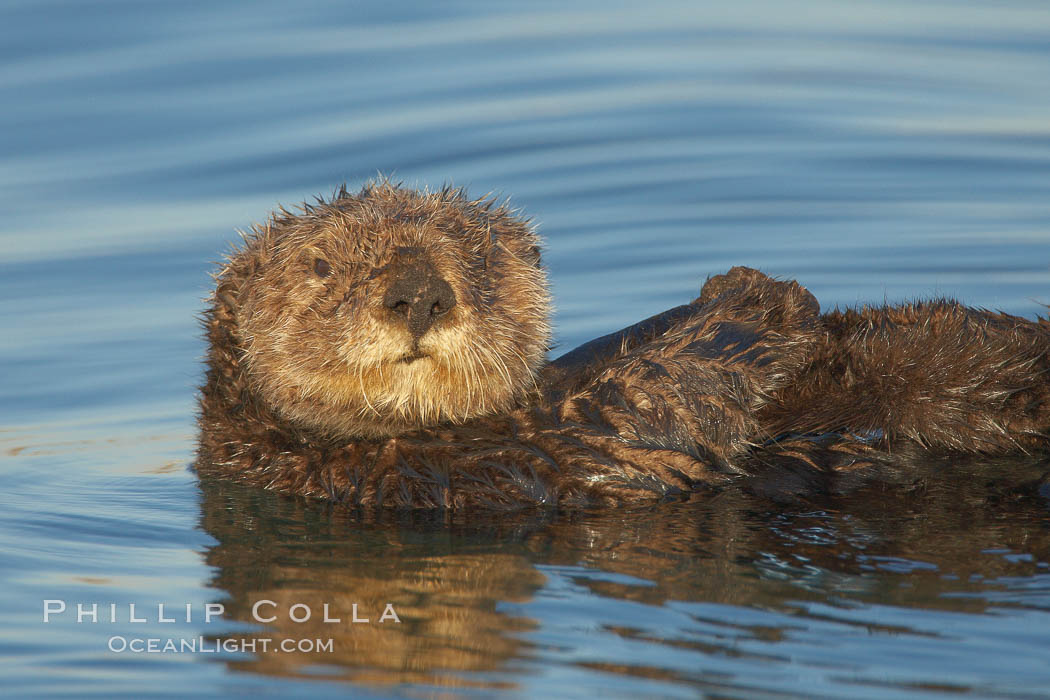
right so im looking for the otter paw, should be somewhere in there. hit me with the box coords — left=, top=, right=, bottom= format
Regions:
left=695, top=267, right=820, bottom=321
left=696, top=267, right=772, bottom=305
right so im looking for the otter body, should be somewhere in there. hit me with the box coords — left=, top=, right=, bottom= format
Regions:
left=197, top=183, right=1050, bottom=508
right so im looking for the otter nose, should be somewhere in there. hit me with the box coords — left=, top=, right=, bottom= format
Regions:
left=382, top=260, right=456, bottom=340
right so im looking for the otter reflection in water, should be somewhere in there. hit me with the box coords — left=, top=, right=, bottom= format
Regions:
left=197, top=471, right=1050, bottom=688
left=196, top=182, right=1050, bottom=507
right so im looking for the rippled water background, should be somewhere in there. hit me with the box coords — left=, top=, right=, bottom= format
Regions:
left=3, top=1, right=1050, bottom=697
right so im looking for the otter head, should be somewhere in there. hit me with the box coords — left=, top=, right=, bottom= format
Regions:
left=222, top=182, right=551, bottom=439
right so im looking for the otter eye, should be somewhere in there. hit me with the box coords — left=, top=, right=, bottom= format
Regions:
left=313, top=258, right=331, bottom=278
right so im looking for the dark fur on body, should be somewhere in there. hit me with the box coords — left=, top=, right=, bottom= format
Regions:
left=197, top=184, right=1050, bottom=508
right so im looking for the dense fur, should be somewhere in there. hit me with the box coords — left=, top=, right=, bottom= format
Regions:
left=197, top=183, right=1050, bottom=508
left=207, top=183, right=549, bottom=439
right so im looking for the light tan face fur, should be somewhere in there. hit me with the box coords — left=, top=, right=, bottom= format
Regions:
left=225, top=184, right=551, bottom=439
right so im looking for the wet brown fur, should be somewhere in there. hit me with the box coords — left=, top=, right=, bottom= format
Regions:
left=197, top=183, right=1050, bottom=508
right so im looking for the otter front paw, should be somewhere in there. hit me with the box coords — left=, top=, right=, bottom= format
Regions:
left=695, top=266, right=820, bottom=327
left=696, top=266, right=773, bottom=305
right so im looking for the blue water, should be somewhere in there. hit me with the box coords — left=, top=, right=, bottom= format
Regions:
left=3, top=1, right=1050, bottom=697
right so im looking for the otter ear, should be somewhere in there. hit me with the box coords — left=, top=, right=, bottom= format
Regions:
left=525, top=244, right=542, bottom=267
left=493, top=239, right=542, bottom=267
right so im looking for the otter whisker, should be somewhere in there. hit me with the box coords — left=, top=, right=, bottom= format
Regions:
left=356, top=362, right=381, bottom=418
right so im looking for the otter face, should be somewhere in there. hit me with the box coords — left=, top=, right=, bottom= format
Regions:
left=225, top=183, right=551, bottom=439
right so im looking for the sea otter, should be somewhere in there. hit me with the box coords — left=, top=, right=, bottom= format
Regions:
left=196, top=182, right=1050, bottom=508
